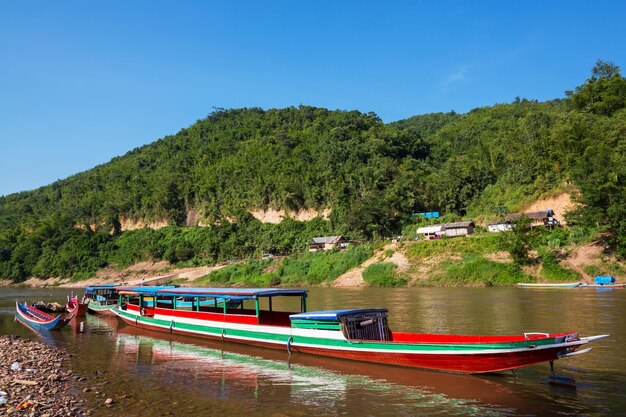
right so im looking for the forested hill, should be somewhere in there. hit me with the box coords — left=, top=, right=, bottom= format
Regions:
left=1, top=60, right=626, bottom=282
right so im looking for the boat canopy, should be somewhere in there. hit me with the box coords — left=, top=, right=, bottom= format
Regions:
left=85, top=284, right=121, bottom=291
left=116, top=286, right=308, bottom=300
left=116, top=285, right=179, bottom=295
left=290, top=309, right=387, bottom=321
left=594, top=276, right=616, bottom=285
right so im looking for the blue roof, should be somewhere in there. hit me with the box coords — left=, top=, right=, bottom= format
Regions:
left=117, top=285, right=178, bottom=294
left=290, top=308, right=387, bottom=321
left=85, top=284, right=121, bottom=291
left=117, top=286, right=307, bottom=299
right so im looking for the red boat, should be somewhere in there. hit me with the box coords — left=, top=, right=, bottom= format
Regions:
left=112, top=286, right=609, bottom=374
left=66, top=295, right=89, bottom=317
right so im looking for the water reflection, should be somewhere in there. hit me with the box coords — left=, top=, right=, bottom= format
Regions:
left=1, top=287, right=625, bottom=416
left=112, top=329, right=512, bottom=417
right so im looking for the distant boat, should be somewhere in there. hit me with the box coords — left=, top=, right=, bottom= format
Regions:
left=516, top=282, right=581, bottom=288
left=15, top=302, right=73, bottom=331
left=578, top=283, right=626, bottom=289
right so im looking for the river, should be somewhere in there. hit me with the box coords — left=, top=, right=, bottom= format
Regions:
left=1, top=287, right=625, bottom=416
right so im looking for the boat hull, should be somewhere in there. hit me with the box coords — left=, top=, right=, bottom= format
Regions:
left=66, top=297, right=89, bottom=317
left=579, top=283, right=626, bottom=288
left=113, top=307, right=589, bottom=374
left=87, top=302, right=117, bottom=316
left=516, top=282, right=581, bottom=288
left=15, top=302, right=72, bottom=331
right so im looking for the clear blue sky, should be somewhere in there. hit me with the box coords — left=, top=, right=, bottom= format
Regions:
left=1, top=1, right=625, bottom=196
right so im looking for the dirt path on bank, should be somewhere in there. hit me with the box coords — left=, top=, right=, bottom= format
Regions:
left=562, top=242, right=604, bottom=282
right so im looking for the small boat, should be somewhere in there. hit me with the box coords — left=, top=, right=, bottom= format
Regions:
left=15, top=302, right=74, bottom=331
left=578, top=283, right=626, bottom=288
left=66, top=295, right=89, bottom=317
left=111, top=286, right=608, bottom=374
left=578, top=275, right=625, bottom=288
left=84, top=285, right=121, bottom=316
left=516, top=282, right=581, bottom=288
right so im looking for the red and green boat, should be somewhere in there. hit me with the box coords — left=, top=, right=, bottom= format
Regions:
left=111, top=286, right=608, bottom=374
left=84, top=285, right=121, bottom=316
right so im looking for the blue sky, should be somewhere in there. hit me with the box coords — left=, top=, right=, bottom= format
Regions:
left=1, top=1, right=625, bottom=196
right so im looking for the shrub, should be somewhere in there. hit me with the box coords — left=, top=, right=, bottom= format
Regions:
left=362, top=262, right=407, bottom=287
left=540, top=251, right=580, bottom=281
left=421, top=254, right=527, bottom=287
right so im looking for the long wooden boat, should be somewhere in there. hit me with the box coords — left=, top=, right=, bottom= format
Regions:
left=516, top=282, right=581, bottom=288
left=15, top=302, right=74, bottom=331
left=66, top=295, right=89, bottom=317
left=578, top=283, right=626, bottom=288
left=84, top=285, right=121, bottom=316
left=111, top=286, right=608, bottom=374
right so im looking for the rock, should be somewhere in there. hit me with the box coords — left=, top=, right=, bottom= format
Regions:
left=104, top=398, right=114, bottom=406
left=10, top=362, right=21, bottom=372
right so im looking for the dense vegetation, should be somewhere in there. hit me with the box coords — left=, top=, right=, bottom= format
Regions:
left=1, top=60, right=625, bottom=283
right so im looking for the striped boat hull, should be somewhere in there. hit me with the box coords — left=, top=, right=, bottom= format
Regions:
left=113, top=306, right=593, bottom=374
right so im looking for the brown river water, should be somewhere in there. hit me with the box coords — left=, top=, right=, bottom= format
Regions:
left=1, top=287, right=625, bottom=416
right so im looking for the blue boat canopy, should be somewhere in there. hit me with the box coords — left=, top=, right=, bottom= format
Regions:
left=85, top=284, right=121, bottom=291
left=594, top=276, right=616, bottom=285
left=116, top=285, right=179, bottom=295
left=290, top=309, right=388, bottom=321
left=117, top=286, right=307, bottom=300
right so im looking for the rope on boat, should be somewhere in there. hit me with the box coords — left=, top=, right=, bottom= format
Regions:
left=287, top=337, right=293, bottom=355
left=221, top=329, right=225, bottom=342
left=169, top=320, right=173, bottom=333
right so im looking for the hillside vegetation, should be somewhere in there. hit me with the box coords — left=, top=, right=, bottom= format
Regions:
left=1, top=60, right=626, bottom=284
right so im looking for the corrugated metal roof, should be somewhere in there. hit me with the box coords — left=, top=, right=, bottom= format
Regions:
left=311, top=236, right=343, bottom=244
left=504, top=210, right=554, bottom=222
left=416, top=225, right=442, bottom=234
left=442, top=221, right=474, bottom=229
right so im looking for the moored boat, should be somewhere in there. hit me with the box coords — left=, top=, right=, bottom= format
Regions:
left=579, top=275, right=626, bottom=288
left=111, top=286, right=608, bottom=374
left=15, top=302, right=74, bottom=331
left=578, top=283, right=626, bottom=288
left=516, top=282, right=581, bottom=288
left=66, top=295, right=89, bottom=317
left=84, top=285, right=121, bottom=316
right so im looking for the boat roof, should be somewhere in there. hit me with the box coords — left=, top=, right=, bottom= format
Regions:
left=85, top=284, right=122, bottom=291
left=116, top=286, right=308, bottom=299
left=290, top=308, right=387, bottom=321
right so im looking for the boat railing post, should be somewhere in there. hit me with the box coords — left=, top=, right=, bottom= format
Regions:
left=173, top=296, right=177, bottom=310
left=255, top=298, right=259, bottom=317
left=223, top=299, right=227, bottom=315
left=195, top=297, right=200, bottom=312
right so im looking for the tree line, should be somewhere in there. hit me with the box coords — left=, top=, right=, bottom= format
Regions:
left=1, top=60, right=625, bottom=282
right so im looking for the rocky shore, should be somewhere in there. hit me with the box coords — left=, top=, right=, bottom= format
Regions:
left=0, top=335, right=90, bottom=416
